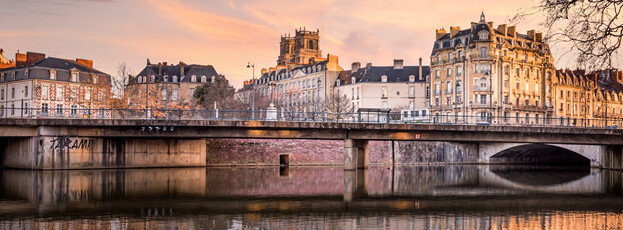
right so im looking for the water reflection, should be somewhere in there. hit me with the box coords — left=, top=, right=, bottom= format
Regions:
left=0, top=165, right=622, bottom=229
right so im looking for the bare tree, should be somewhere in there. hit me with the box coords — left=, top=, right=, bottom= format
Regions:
left=516, top=1, right=623, bottom=70
left=327, top=88, right=354, bottom=122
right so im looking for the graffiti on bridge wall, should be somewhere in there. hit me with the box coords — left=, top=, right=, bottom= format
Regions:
left=50, top=136, right=93, bottom=150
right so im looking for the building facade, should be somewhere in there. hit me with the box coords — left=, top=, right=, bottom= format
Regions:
left=430, top=12, right=555, bottom=124
left=0, top=51, right=111, bottom=118
left=237, top=28, right=343, bottom=119
left=129, top=60, right=219, bottom=118
left=334, top=59, right=430, bottom=122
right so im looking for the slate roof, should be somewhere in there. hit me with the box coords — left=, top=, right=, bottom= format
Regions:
left=336, top=65, right=430, bottom=86
left=1, top=57, right=107, bottom=75
left=136, top=64, right=218, bottom=83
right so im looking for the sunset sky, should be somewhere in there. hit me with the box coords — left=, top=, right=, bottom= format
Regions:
left=1, top=0, right=602, bottom=88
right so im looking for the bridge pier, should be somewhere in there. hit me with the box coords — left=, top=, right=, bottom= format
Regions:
left=344, top=139, right=369, bottom=170
left=602, top=145, right=623, bottom=170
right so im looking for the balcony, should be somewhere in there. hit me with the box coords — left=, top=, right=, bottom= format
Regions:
left=445, top=89, right=453, bottom=94
left=434, top=91, right=441, bottom=95
left=473, top=86, right=490, bottom=92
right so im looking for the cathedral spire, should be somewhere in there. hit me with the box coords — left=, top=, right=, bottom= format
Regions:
left=479, top=11, right=486, bottom=23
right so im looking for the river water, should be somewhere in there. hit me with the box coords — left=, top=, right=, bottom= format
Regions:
left=0, top=165, right=622, bottom=229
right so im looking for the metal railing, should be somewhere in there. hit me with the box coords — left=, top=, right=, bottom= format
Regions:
left=0, top=107, right=622, bottom=129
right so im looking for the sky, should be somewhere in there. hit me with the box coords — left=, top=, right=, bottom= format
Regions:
left=0, top=0, right=589, bottom=89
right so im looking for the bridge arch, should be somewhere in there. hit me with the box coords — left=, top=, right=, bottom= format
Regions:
left=479, top=143, right=601, bottom=167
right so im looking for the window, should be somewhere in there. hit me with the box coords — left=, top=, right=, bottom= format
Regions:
left=381, top=75, right=387, bottom=82
left=480, top=78, right=487, bottom=88
left=525, top=113, right=529, bottom=123
left=42, top=103, right=48, bottom=115
left=11, top=87, right=15, bottom=98
left=382, top=86, right=387, bottom=98
left=422, top=110, right=427, bottom=116
left=474, top=64, right=478, bottom=73
left=480, top=63, right=487, bottom=73
left=0, top=89, right=3, bottom=100
left=409, top=75, right=415, bottom=82
left=71, top=105, right=77, bottom=117
left=480, top=112, right=487, bottom=120
left=93, top=76, right=98, bottom=84
left=189, top=88, right=195, bottom=98
left=201, top=76, right=207, bottom=83
left=447, top=68, right=452, bottom=77
left=382, top=101, right=388, bottom=108
left=51, top=72, right=56, bottom=80
left=172, top=89, right=178, bottom=101
left=409, top=86, right=414, bottom=97
left=435, top=70, right=440, bottom=78
left=479, top=47, right=488, bottom=58
left=23, top=102, right=28, bottom=115
left=504, top=66, right=509, bottom=76
left=42, top=86, right=49, bottom=99
left=163, top=76, right=169, bottom=82
left=480, top=95, right=487, bottom=104
left=456, top=66, right=462, bottom=77
left=525, top=99, right=530, bottom=106
left=479, top=31, right=488, bottom=40
left=351, top=88, right=355, bottom=100
left=85, top=90, right=91, bottom=100
left=151, top=75, right=155, bottom=82
left=535, top=84, right=539, bottom=93
left=173, top=76, right=178, bottom=83
left=446, top=81, right=452, bottom=92
left=525, top=83, right=529, bottom=91
left=56, top=104, right=63, bottom=117
left=56, top=87, right=63, bottom=101
left=10, top=103, right=14, bottom=115
left=446, top=96, right=451, bottom=105
left=71, top=73, right=77, bottom=82
left=448, top=52, right=453, bottom=61
left=456, top=80, right=462, bottom=92
left=414, top=110, right=419, bottom=117
left=24, top=86, right=28, bottom=97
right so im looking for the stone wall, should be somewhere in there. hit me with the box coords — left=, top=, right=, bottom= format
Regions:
left=205, top=139, right=478, bottom=166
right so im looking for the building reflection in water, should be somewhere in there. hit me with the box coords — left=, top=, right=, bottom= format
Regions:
left=0, top=165, right=621, bottom=229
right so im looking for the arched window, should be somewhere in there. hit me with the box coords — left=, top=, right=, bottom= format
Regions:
left=480, top=77, right=487, bottom=88
left=409, top=75, right=415, bottom=82
left=163, top=75, right=168, bottom=82
left=351, top=77, right=356, bottom=83
left=478, top=31, right=488, bottom=40
left=308, top=40, right=314, bottom=49
left=191, top=75, right=197, bottom=83
left=172, top=75, right=178, bottom=83
left=381, top=75, right=388, bottom=83
left=201, top=75, right=207, bottom=83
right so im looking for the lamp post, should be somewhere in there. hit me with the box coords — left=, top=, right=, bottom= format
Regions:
left=317, top=78, right=321, bottom=121
left=247, top=62, right=255, bottom=120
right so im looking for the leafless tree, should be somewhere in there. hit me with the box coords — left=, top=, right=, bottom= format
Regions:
left=327, top=89, right=354, bottom=122
left=515, top=0, right=623, bottom=70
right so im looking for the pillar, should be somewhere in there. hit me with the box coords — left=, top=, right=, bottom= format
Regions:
left=344, top=139, right=369, bottom=170
left=602, top=145, right=623, bottom=170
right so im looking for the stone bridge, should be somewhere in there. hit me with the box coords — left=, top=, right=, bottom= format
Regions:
left=0, top=119, right=622, bottom=169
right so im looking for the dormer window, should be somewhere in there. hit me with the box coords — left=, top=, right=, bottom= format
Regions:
left=191, top=75, right=197, bottom=83
left=173, top=76, right=178, bottom=83
left=163, top=75, right=169, bottom=82
left=71, top=73, right=78, bottom=82
left=93, top=76, right=98, bottom=84
left=201, top=75, right=207, bottom=83
left=351, top=77, right=356, bottom=83
left=336, top=80, right=341, bottom=86
left=211, top=76, right=215, bottom=83
left=409, top=75, right=415, bottom=82
left=50, top=70, right=56, bottom=80
left=12, top=71, right=16, bottom=80
left=381, top=75, right=388, bottom=83
left=150, top=75, right=155, bottom=82
left=24, top=69, right=29, bottom=78
left=478, top=31, right=488, bottom=40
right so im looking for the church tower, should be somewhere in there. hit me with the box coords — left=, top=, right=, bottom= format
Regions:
left=276, top=28, right=322, bottom=66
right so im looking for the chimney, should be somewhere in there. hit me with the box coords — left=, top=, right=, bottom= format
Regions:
left=25, top=52, right=45, bottom=65
left=75, top=58, right=93, bottom=68
left=435, top=28, right=447, bottom=40
left=393, top=59, right=403, bottom=70
left=497, top=24, right=507, bottom=36
left=15, top=51, right=27, bottom=67
left=351, top=62, right=361, bottom=72
left=507, top=26, right=516, bottom=38
left=450, top=26, right=460, bottom=38
left=527, top=30, right=536, bottom=41
left=163, top=62, right=167, bottom=66
left=243, top=80, right=248, bottom=86
left=0, top=48, right=4, bottom=56
left=261, top=68, right=268, bottom=74
left=269, top=67, right=276, bottom=72
left=535, top=32, right=543, bottom=42
left=179, top=61, right=185, bottom=77
left=418, top=57, right=423, bottom=81
left=158, top=62, right=163, bottom=75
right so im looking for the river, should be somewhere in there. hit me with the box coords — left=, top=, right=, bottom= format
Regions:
left=0, top=165, right=622, bottom=229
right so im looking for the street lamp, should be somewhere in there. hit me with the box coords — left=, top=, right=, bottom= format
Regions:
left=247, top=62, right=255, bottom=120
left=317, top=78, right=321, bottom=121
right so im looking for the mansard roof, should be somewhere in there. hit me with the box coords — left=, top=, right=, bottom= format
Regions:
left=136, top=63, right=218, bottom=83
left=336, top=65, right=429, bottom=86
left=0, top=57, right=108, bottom=75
